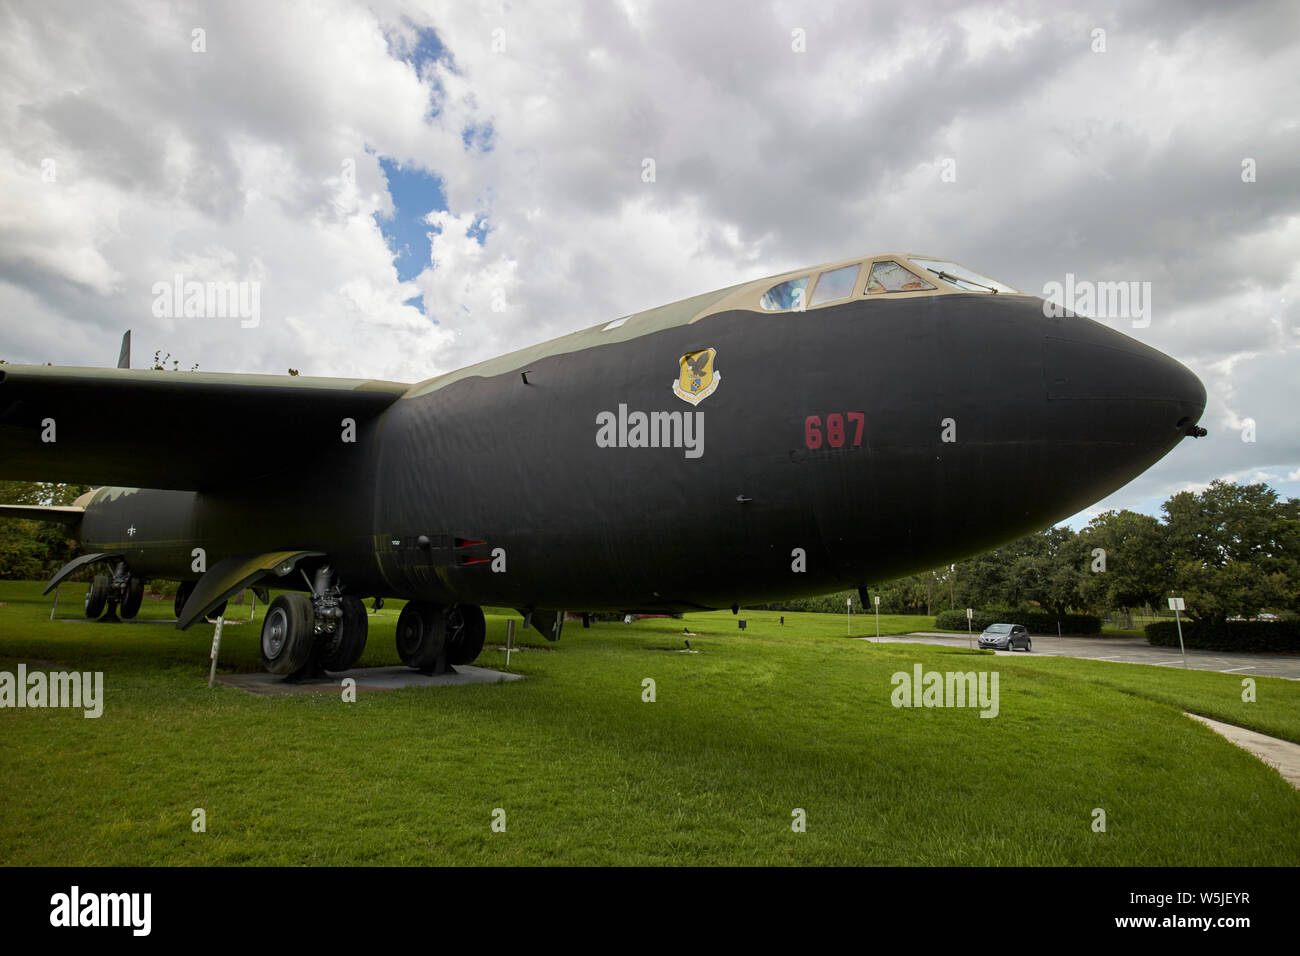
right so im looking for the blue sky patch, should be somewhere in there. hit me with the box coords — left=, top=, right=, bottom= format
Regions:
left=466, top=213, right=490, bottom=244
left=376, top=156, right=447, bottom=284
left=396, top=25, right=447, bottom=74
left=461, top=121, right=496, bottom=153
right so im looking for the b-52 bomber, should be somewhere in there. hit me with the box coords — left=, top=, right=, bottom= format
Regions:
left=0, top=252, right=1206, bottom=677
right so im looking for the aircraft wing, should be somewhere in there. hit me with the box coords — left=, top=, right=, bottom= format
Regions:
left=0, top=504, right=86, bottom=525
left=0, top=365, right=410, bottom=491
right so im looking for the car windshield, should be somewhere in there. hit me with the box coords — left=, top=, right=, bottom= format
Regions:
left=910, top=258, right=1020, bottom=294
left=985, top=624, right=1011, bottom=633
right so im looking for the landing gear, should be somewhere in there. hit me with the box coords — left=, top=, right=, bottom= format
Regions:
left=445, top=604, right=486, bottom=665
left=396, top=601, right=447, bottom=672
left=396, top=602, right=485, bottom=671
left=84, top=574, right=109, bottom=618
left=119, top=575, right=144, bottom=619
left=257, top=565, right=369, bottom=678
left=315, top=595, right=368, bottom=672
left=84, top=566, right=144, bottom=621
left=261, top=593, right=315, bottom=675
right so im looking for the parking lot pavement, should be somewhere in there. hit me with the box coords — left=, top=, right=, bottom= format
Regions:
left=854, top=631, right=1300, bottom=680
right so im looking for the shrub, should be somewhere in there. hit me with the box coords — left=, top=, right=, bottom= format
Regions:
left=751, top=590, right=859, bottom=614
left=1145, top=619, right=1300, bottom=653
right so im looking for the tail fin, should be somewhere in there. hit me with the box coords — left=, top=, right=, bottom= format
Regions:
left=117, top=330, right=131, bottom=369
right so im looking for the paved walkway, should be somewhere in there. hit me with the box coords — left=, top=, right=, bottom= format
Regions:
left=1186, top=713, right=1300, bottom=788
left=853, top=631, right=1300, bottom=679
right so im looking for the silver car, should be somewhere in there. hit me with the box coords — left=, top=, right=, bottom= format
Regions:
left=978, top=623, right=1031, bottom=652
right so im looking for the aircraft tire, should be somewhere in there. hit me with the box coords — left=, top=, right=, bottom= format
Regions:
left=84, top=574, right=109, bottom=619
left=445, top=604, right=486, bottom=665
left=317, top=596, right=368, bottom=672
left=119, top=576, right=144, bottom=619
left=261, top=593, right=314, bottom=675
left=174, top=581, right=194, bottom=619
left=396, top=601, right=446, bottom=671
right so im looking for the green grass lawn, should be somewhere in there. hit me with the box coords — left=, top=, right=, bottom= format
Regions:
left=1, top=580, right=1296, bottom=866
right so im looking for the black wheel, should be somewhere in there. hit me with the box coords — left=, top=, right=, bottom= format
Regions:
left=396, top=602, right=446, bottom=671
left=260, top=593, right=314, bottom=675
left=316, top=596, right=368, bottom=672
left=119, top=576, right=144, bottom=619
left=1025, top=638, right=1032, bottom=653
left=204, top=600, right=228, bottom=622
left=84, top=574, right=109, bottom=619
left=174, top=581, right=194, bottom=619
left=445, top=604, right=486, bottom=665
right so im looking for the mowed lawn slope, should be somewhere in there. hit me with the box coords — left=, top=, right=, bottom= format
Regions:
left=1, top=581, right=1296, bottom=866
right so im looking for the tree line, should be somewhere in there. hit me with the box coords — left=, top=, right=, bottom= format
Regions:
left=870, top=479, right=1298, bottom=623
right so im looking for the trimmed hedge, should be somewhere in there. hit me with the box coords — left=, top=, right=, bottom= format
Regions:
left=751, top=590, right=858, bottom=614
left=1145, top=620, right=1299, bottom=653
left=934, top=608, right=1101, bottom=635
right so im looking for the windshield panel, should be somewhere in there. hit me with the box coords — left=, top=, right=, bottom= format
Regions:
left=760, top=276, right=809, bottom=311
left=810, top=264, right=860, bottom=306
left=910, top=258, right=1020, bottom=294
left=866, top=260, right=935, bottom=294
left=985, top=624, right=1012, bottom=633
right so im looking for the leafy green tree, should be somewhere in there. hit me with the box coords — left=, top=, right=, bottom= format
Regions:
left=1163, top=480, right=1299, bottom=621
left=0, top=481, right=89, bottom=579
left=1077, top=510, right=1170, bottom=614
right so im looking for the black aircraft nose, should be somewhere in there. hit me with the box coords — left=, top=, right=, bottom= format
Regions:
left=1032, top=322, right=1206, bottom=521
left=1044, top=325, right=1206, bottom=441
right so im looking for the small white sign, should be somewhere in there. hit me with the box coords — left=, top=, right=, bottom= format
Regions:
left=847, top=597, right=852, bottom=607
left=1168, top=597, right=1185, bottom=611
left=874, top=595, right=880, bottom=607
left=966, top=608, right=973, bottom=620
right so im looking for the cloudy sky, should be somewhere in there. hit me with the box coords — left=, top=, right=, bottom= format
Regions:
left=1, top=0, right=1297, bottom=527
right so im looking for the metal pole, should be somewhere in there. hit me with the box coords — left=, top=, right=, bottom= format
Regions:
left=207, top=615, right=225, bottom=687
left=1174, top=607, right=1187, bottom=668
left=50, top=585, right=60, bottom=620
left=506, top=619, right=515, bottom=669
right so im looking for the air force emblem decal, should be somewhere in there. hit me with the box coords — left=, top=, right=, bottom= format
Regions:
left=672, top=348, right=720, bottom=405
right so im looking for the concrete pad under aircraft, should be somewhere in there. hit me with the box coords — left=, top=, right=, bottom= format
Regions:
left=216, top=664, right=522, bottom=697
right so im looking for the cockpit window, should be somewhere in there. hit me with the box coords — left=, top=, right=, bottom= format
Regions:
left=759, top=276, right=809, bottom=311
left=910, top=258, right=1019, bottom=294
left=866, top=260, right=936, bottom=294
left=809, top=265, right=860, bottom=306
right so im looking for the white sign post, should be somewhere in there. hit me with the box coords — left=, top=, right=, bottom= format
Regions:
left=1169, top=597, right=1188, bottom=668
left=207, top=614, right=225, bottom=688
left=847, top=596, right=852, bottom=636
left=966, top=607, right=974, bottom=649
left=874, top=594, right=881, bottom=641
